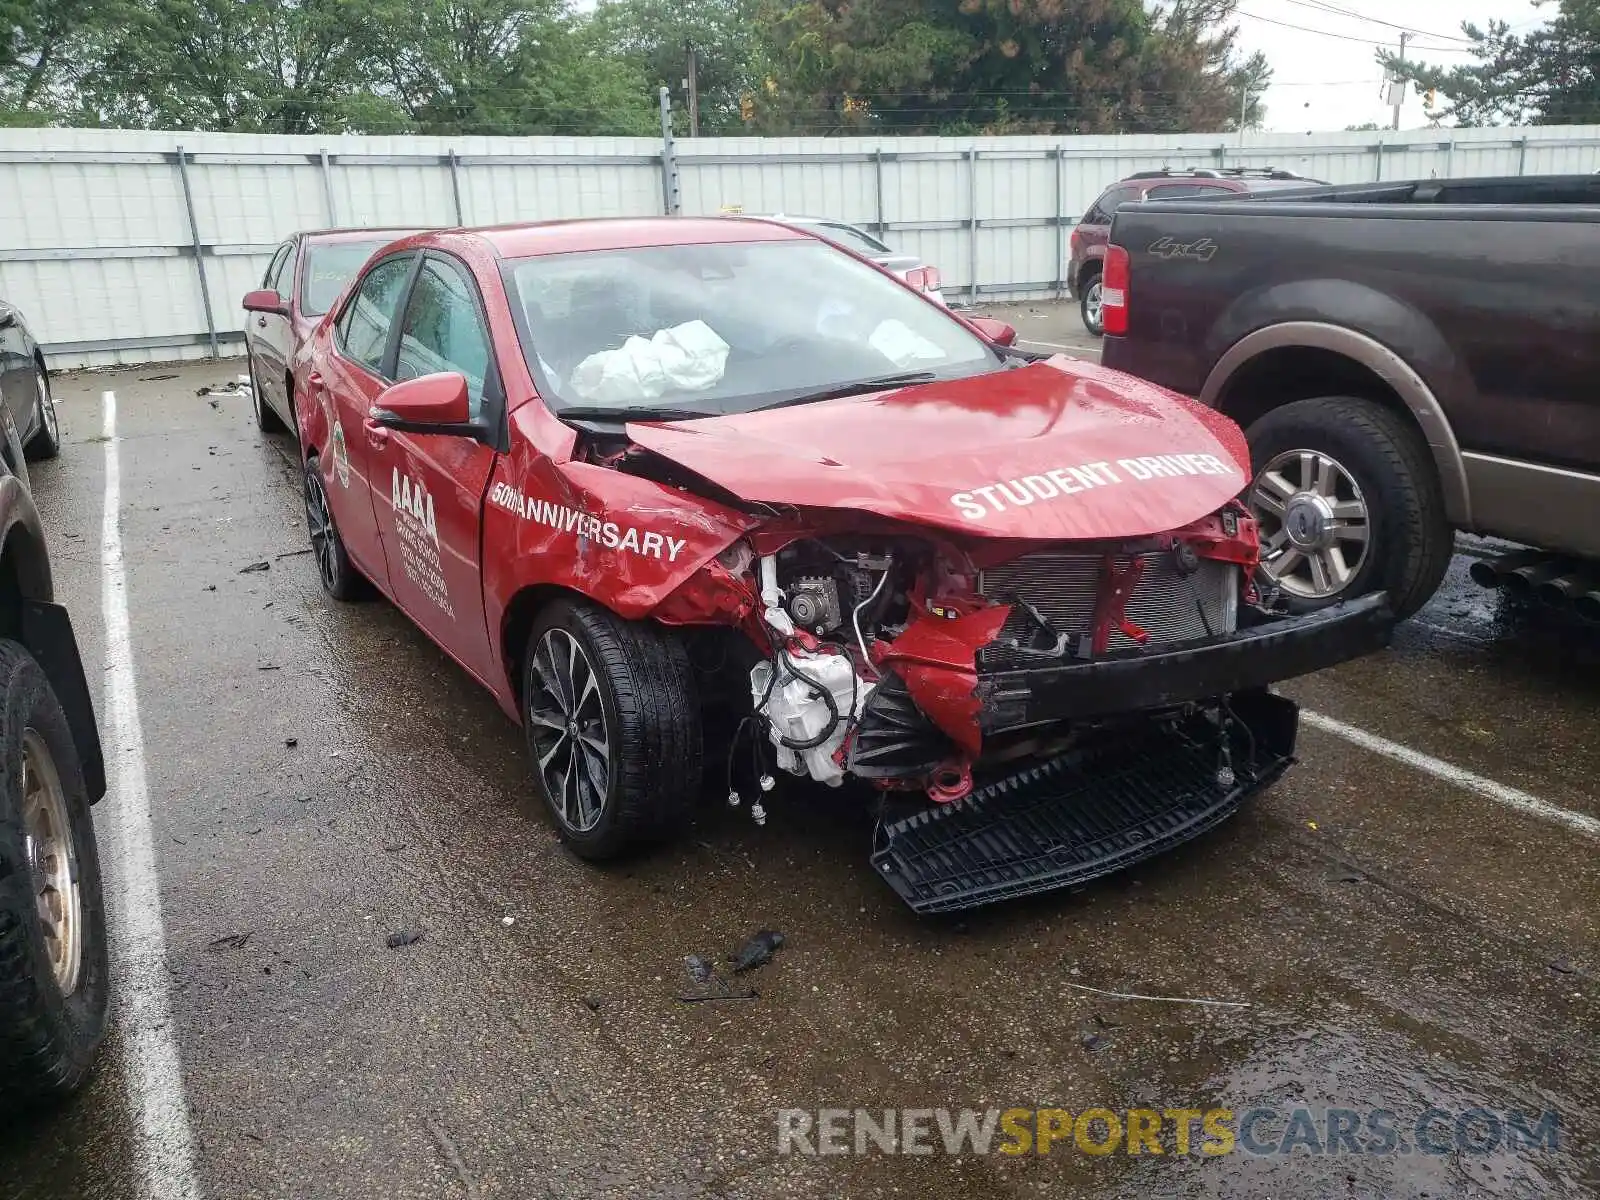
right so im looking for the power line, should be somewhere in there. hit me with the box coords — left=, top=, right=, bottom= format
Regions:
left=1279, top=0, right=1474, bottom=44
left=1236, top=8, right=1478, bottom=53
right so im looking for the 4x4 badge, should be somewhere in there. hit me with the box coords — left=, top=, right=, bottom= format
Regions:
left=1148, top=235, right=1218, bottom=262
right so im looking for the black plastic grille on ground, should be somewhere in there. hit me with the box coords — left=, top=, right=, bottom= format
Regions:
left=870, top=696, right=1298, bottom=913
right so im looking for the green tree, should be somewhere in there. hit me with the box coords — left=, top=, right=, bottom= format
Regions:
left=1381, top=0, right=1600, bottom=126
left=75, top=0, right=389, bottom=132
left=366, top=0, right=656, bottom=136
left=0, top=0, right=107, bottom=121
left=593, top=0, right=768, bottom=135
left=752, top=0, right=1270, bottom=135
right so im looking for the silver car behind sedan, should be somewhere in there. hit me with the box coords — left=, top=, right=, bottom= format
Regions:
left=741, top=215, right=947, bottom=307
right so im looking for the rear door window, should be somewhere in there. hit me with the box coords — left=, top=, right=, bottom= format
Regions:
left=336, top=255, right=416, bottom=378
left=1088, top=185, right=1141, bottom=224
left=263, top=242, right=293, bottom=292
left=1146, top=183, right=1231, bottom=200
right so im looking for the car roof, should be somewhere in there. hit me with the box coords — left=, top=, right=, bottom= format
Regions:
left=474, top=217, right=810, bottom=258
left=296, top=226, right=426, bottom=245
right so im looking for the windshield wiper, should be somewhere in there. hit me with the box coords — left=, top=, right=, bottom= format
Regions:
left=557, top=405, right=717, bottom=422
left=758, top=370, right=939, bottom=411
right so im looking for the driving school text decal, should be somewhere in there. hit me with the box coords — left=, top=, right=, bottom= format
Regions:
left=489, top=482, right=688, bottom=562
left=950, top=455, right=1234, bottom=520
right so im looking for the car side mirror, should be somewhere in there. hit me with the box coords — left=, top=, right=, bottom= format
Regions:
left=242, top=289, right=289, bottom=316
left=370, top=372, right=484, bottom=439
left=967, top=316, right=1018, bottom=347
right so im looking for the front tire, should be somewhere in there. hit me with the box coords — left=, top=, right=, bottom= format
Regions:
left=1079, top=274, right=1105, bottom=337
left=303, top=454, right=364, bottom=601
left=22, top=365, right=60, bottom=462
left=0, top=639, right=109, bottom=1111
left=1244, top=395, right=1451, bottom=619
left=522, top=600, right=701, bottom=860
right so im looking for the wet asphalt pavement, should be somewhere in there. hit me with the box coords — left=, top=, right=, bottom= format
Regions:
left=3, top=310, right=1597, bottom=1199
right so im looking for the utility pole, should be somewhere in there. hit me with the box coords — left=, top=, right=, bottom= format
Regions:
left=684, top=42, right=700, bottom=139
left=1390, top=30, right=1409, bottom=130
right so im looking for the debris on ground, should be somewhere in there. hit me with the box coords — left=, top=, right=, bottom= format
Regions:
left=676, top=989, right=759, bottom=1004
left=1548, top=956, right=1577, bottom=975
left=203, top=584, right=216, bottom=592
left=387, top=929, right=426, bottom=949
left=206, top=932, right=254, bottom=952
left=285, top=737, right=298, bottom=748
left=1081, top=1032, right=1111, bottom=1052
left=239, top=561, right=270, bottom=573
left=197, top=381, right=249, bottom=397
left=581, top=995, right=602, bottom=1012
left=684, top=954, right=716, bottom=986
left=729, top=929, right=785, bottom=974
left=275, top=548, right=312, bottom=559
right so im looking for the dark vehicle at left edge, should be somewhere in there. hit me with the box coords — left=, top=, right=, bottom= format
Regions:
left=0, top=300, right=61, bottom=462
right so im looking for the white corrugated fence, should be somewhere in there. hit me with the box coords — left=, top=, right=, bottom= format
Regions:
left=4, top=123, right=1599, bottom=367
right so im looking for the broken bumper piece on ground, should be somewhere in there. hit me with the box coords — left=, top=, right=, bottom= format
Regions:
left=872, top=689, right=1300, bottom=913
left=867, top=594, right=1395, bottom=912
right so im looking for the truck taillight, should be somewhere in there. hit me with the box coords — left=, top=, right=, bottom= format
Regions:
left=907, top=266, right=942, bottom=293
left=1102, top=245, right=1130, bottom=336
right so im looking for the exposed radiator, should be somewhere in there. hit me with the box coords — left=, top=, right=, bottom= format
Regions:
left=977, top=551, right=1238, bottom=669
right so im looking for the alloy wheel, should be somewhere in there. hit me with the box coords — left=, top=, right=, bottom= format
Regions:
left=303, top=467, right=339, bottom=592
left=526, top=629, right=612, bottom=833
left=1083, top=280, right=1104, bottom=331
left=1248, top=448, right=1372, bottom=599
left=22, top=728, right=82, bottom=995
left=36, top=371, right=58, bottom=445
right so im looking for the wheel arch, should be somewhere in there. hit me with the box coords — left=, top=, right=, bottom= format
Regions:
left=0, top=482, right=105, bottom=801
left=499, top=582, right=592, bottom=712
left=1201, top=322, right=1470, bottom=527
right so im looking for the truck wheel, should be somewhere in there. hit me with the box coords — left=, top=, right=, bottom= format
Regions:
left=0, top=639, right=109, bottom=1111
left=22, top=365, right=60, bottom=462
left=248, top=359, right=287, bottom=435
left=522, top=600, right=701, bottom=860
left=1079, top=273, right=1105, bottom=337
left=1244, top=396, right=1451, bottom=619
left=303, top=454, right=364, bottom=601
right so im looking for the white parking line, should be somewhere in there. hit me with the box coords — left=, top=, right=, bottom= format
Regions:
left=99, top=390, right=202, bottom=1200
left=1017, top=337, right=1084, bottom=352
left=1302, top=709, right=1600, bottom=840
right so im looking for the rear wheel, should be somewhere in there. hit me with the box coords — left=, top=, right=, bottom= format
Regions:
left=303, top=454, right=364, bottom=601
left=1079, top=274, right=1105, bottom=337
left=522, top=600, right=701, bottom=860
left=1244, top=395, right=1451, bottom=619
left=248, top=358, right=288, bottom=434
left=0, top=639, right=109, bottom=1111
left=22, top=365, right=60, bottom=462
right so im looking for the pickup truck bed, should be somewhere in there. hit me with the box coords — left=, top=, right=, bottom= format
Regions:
left=1100, top=174, right=1600, bottom=618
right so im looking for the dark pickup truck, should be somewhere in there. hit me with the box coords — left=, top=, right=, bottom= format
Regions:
left=1100, top=174, right=1600, bottom=620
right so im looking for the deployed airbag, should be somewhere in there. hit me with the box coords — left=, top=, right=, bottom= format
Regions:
left=571, top=320, right=730, bottom=405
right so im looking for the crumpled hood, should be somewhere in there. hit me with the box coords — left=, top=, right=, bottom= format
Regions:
left=625, top=356, right=1251, bottom=540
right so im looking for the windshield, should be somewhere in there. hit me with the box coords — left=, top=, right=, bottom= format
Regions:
left=808, top=223, right=893, bottom=257
left=505, top=240, right=993, bottom=417
left=301, top=238, right=405, bottom=316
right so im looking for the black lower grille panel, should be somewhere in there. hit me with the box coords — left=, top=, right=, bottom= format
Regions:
left=870, top=691, right=1299, bottom=913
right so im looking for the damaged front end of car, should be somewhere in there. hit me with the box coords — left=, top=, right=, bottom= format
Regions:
left=637, top=485, right=1393, bottom=913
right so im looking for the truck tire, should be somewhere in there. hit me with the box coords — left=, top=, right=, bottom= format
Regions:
left=303, top=454, right=364, bottom=601
left=0, top=639, right=109, bottom=1111
left=1244, top=395, right=1451, bottom=619
left=522, top=600, right=701, bottom=860
left=22, top=364, right=60, bottom=462
left=1079, top=272, right=1104, bottom=337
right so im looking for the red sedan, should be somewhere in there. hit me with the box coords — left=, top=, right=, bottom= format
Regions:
left=290, top=218, right=1392, bottom=912
left=242, top=228, right=421, bottom=433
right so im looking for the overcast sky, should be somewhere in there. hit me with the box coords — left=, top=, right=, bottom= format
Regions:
left=1236, top=0, right=1545, bottom=131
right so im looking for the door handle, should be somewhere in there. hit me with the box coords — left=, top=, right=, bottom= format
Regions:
left=364, top=418, right=389, bottom=449
left=256, top=316, right=268, bottom=328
